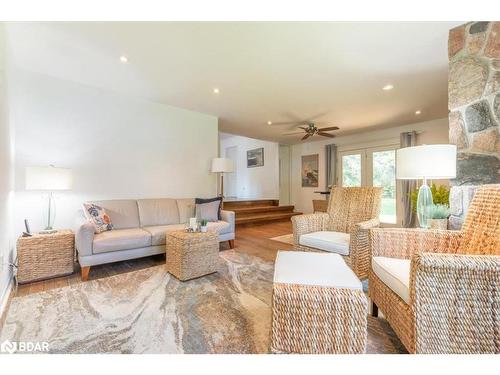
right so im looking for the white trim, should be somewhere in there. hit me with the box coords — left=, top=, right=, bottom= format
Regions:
left=337, top=138, right=400, bottom=153
left=0, top=274, right=13, bottom=322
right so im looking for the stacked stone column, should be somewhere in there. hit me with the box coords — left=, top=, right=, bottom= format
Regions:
left=448, top=21, right=500, bottom=229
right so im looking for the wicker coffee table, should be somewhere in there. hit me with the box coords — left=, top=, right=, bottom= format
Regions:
left=166, top=230, right=219, bottom=281
left=271, top=251, right=368, bottom=354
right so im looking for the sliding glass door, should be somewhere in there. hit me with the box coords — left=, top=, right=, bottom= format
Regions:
left=341, top=153, right=363, bottom=187
left=339, top=145, right=398, bottom=225
left=369, top=148, right=396, bottom=224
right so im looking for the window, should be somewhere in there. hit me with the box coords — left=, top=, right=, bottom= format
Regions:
left=339, top=145, right=398, bottom=225
left=372, top=150, right=396, bottom=224
left=341, top=154, right=361, bottom=187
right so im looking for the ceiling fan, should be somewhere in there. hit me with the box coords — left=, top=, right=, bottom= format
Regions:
left=282, top=122, right=340, bottom=141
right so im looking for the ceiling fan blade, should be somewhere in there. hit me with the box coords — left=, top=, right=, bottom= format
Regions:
left=318, top=126, right=339, bottom=132
left=283, top=132, right=305, bottom=135
left=298, top=126, right=309, bottom=130
left=301, top=133, right=312, bottom=141
left=318, top=132, right=335, bottom=138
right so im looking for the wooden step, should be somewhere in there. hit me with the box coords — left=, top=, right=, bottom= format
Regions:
left=235, top=211, right=302, bottom=225
left=223, top=199, right=279, bottom=209
left=231, top=205, right=296, bottom=215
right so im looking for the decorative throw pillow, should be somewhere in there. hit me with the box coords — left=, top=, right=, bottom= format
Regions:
left=195, top=197, right=222, bottom=220
left=195, top=200, right=221, bottom=222
left=83, top=203, right=114, bottom=233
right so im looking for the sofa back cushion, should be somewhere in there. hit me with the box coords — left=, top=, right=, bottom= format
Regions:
left=177, top=198, right=195, bottom=224
left=137, top=198, right=180, bottom=227
left=89, top=200, right=140, bottom=229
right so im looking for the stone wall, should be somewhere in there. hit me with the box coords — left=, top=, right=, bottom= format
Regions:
left=448, top=22, right=500, bottom=229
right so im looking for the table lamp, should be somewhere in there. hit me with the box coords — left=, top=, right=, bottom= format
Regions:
left=211, top=158, right=234, bottom=199
left=396, top=144, right=456, bottom=228
left=25, top=165, right=73, bottom=233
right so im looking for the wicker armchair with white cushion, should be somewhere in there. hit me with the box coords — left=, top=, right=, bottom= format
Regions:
left=369, top=184, right=500, bottom=354
left=292, top=187, right=383, bottom=279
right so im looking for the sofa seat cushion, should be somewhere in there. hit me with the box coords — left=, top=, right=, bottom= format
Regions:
left=207, top=221, right=232, bottom=235
left=372, top=256, right=411, bottom=305
left=143, top=224, right=187, bottom=246
left=93, top=228, right=152, bottom=254
left=274, top=251, right=362, bottom=289
left=299, top=231, right=350, bottom=255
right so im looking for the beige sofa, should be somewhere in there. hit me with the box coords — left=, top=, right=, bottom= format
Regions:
left=75, top=198, right=235, bottom=280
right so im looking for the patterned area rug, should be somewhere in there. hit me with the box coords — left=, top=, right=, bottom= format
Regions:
left=0, top=250, right=406, bottom=354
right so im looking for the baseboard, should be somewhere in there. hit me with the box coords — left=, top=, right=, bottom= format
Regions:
left=0, top=274, right=13, bottom=330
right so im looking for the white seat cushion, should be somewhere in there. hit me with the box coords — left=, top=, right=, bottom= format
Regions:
left=372, top=257, right=411, bottom=305
left=274, top=251, right=362, bottom=290
left=93, top=228, right=152, bottom=254
left=299, top=231, right=350, bottom=255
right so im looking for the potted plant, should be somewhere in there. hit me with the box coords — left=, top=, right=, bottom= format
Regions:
left=200, top=219, right=208, bottom=233
left=410, top=184, right=450, bottom=213
left=427, top=204, right=450, bottom=230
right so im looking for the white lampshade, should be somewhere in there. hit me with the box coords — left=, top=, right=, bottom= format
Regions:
left=211, top=158, right=234, bottom=173
left=396, top=144, right=457, bottom=180
left=25, top=166, right=73, bottom=191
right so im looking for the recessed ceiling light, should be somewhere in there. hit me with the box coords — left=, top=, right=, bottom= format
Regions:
left=382, top=84, right=394, bottom=91
left=415, top=110, right=422, bottom=115
left=267, top=121, right=273, bottom=125
left=213, top=88, right=220, bottom=94
left=119, top=56, right=128, bottom=63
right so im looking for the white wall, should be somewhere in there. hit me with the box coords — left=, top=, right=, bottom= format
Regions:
left=0, top=23, right=14, bottom=316
left=219, top=133, right=279, bottom=200
left=11, top=69, right=219, bottom=234
left=291, top=118, right=450, bottom=214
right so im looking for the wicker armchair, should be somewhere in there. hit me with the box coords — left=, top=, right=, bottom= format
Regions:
left=369, top=184, right=500, bottom=354
left=292, top=187, right=383, bottom=279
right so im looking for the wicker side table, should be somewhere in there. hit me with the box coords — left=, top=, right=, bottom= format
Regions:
left=16, top=230, right=75, bottom=284
left=271, top=251, right=368, bottom=354
left=166, top=230, right=219, bottom=281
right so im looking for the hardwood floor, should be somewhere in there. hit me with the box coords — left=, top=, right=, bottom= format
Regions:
left=14, top=220, right=294, bottom=297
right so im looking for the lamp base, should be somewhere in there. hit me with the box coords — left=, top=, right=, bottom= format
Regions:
left=416, top=181, right=433, bottom=228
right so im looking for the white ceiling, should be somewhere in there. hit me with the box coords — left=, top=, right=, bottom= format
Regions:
left=7, top=22, right=459, bottom=143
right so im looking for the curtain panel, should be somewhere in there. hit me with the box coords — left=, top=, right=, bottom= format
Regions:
left=325, top=144, right=337, bottom=190
left=400, top=131, right=417, bottom=228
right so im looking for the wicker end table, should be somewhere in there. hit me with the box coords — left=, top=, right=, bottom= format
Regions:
left=16, top=229, right=75, bottom=284
left=166, top=230, right=219, bottom=281
left=271, top=251, right=368, bottom=354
